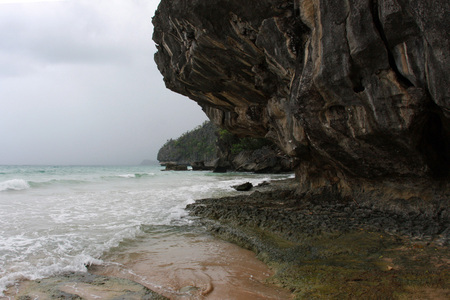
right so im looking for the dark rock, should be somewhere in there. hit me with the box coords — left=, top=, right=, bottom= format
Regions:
left=232, top=146, right=292, bottom=173
left=158, top=121, right=294, bottom=173
left=191, top=161, right=214, bottom=171
left=191, top=161, right=205, bottom=170
left=187, top=179, right=449, bottom=245
left=212, top=166, right=227, bottom=173
left=153, top=0, right=449, bottom=193
left=233, top=182, right=253, bottom=191
left=163, top=163, right=188, bottom=171
left=153, top=4, right=450, bottom=295
left=211, top=157, right=230, bottom=173
left=186, top=186, right=449, bottom=299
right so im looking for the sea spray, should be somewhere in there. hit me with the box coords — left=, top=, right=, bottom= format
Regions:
left=0, top=179, right=30, bottom=192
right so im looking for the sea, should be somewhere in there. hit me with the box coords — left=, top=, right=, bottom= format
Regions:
left=0, top=165, right=294, bottom=298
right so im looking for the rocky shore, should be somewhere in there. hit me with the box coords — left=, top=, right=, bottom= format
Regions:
left=187, top=179, right=449, bottom=299
left=4, top=272, right=168, bottom=300
left=5, top=177, right=448, bottom=299
left=153, top=0, right=450, bottom=295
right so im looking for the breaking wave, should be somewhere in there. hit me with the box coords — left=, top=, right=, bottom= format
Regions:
left=0, top=179, right=30, bottom=192
left=114, top=173, right=155, bottom=178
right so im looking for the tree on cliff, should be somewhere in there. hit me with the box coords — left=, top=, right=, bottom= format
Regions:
left=157, top=121, right=217, bottom=164
left=157, top=121, right=292, bottom=172
left=157, top=121, right=272, bottom=164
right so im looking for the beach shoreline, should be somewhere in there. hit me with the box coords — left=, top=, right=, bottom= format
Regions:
left=187, top=178, right=450, bottom=299
left=2, top=208, right=293, bottom=300
left=2, top=230, right=291, bottom=300
left=87, top=225, right=292, bottom=299
left=3, top=176, right=449, bottom=299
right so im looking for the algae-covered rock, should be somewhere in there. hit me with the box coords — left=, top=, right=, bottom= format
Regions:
left=187, top=181, right=450, bottom=299
left=10, top=272, right=167, bottom=300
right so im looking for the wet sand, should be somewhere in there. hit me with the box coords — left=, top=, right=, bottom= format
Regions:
left=88, top=227, right=291, bottom=299
left=3, top=227, right=291, bottom=299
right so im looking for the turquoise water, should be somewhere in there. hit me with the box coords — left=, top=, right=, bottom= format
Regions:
left=0, top=165, right=293, bottom=295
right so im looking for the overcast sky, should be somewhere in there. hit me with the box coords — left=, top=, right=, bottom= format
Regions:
left=0, top=0, right=208, bottom=165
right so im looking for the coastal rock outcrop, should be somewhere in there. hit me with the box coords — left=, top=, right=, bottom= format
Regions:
left=157, top=121, right=217, bottom=165
left=158, top=121, right=293, bottom=173
left=163, top=162, right=188, bottom=171
left=153, top=0, right=449, bottom=193
left=186, top=180, right=449, bottom=298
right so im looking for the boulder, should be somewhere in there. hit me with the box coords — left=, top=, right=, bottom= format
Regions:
left=232, top=182, right=253, bottom=191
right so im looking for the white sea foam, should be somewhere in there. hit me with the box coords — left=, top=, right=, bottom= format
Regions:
left=0, top=179, right=30, bottom=192
left=0, top=165, right=294, bottom=296
left=0, top=254, right=103, bottom=297
left=117, top=173, right=155, bottom=178
left=118, top=174, right=136, bottom=178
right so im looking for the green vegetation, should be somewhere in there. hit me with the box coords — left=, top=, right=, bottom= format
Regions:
left=157, top=121, right=218, bottom=163
left=215, top=225, right=449, bottom=299
left=157, top=122, right=274, bottom=164
left=218, top=129, right=273, bottom=155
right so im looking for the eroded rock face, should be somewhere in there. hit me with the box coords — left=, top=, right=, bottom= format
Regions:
left=153, top=0, right=449, bottom=190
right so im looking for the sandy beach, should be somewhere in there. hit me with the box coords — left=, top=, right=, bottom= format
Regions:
left=3, top=226, right=292, bottom=299
left=3, top=177, right=448, bottom=299
left=89, top=227, right=292, bottom=299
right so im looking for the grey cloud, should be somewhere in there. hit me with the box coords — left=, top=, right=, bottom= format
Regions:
left=0, top=0, right=208, bottom=165
left=0, top=2, right=132, bottom=69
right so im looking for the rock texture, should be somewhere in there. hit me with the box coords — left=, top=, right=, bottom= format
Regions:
left=214, top=131, right=293, bottom=172
left=153, top=0, right=449, bottom=193
left=232, top=182, right=253, bottom=191
left=188, top=180, right=449, bottom=245
left=186, top=180, right=450, bottom=298
left=231, top=146, right=292, bottom=173
left=6, top=272, right=167, bottom=300
left=163, top=162, right=188, bottom=171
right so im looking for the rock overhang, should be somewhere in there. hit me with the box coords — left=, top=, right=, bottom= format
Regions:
left=152, top=0, right=449, bottom=188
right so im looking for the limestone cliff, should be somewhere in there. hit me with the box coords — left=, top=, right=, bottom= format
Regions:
left=153, top=0, right=449, bottom=195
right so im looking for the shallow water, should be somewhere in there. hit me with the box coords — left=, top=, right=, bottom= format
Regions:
left=0, top=165, right=293, bottom=298
left=90, top=225, right=291, bottom=299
